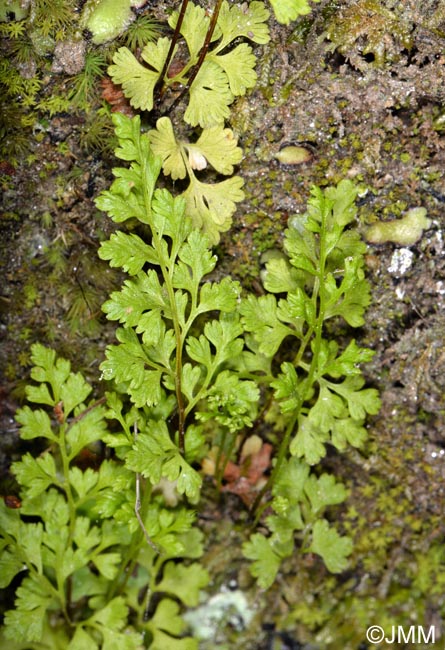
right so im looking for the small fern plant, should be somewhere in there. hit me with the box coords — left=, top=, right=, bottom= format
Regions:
left=95, top=112, right=260, bottom=505
left=0, top=345, right=208, bottom=649
left=109, top=1, right=270, bottom=124
left=241, top=180, right=381, bottom=588
left=96, top=115, right=380, bottom=588
left=107, top=1, right=271, bottom=242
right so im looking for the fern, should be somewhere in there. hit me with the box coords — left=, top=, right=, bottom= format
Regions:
left=268, top=0, right=320, bottom=25
left=0, top=344, right=208, bottom=648
left=96, top=113, right=259, bottom=493
left=148, top=116, right=244, bottom=242
left=108, top=1, right=270, bottom=127
left=241, top=180, right=381, bottom=586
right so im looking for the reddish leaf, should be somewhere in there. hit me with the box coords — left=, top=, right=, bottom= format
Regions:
left=101, top=77, right=135, bottom=117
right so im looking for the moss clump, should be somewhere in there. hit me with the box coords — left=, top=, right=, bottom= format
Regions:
left=325, top=0, right=413, bottom=70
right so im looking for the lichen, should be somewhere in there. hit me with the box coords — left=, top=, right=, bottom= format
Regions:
left=274, top=145, right=312, bottom=165
left=184, top=588, right=254, bottom=642
left=365, top=207, right=431, bottom=245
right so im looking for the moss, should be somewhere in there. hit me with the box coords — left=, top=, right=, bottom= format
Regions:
left=31, top=0, right=74, bottom=38
left=381, top=197, right=407, bottom=218
left=17, top=349, right=30, bottom=367
left=288, top=14, right=314, bottom=45
left=0, top=0, right=115, bottom=168
left=79, top=108, right=117, bottom=153
left=122, top=14, right=162, bottom=50
left=4, top=362, right=16, bottom=380
left=325, top=0, right=414, bottom=70
left=23, top=283, right=39, bottom=309
left=68, top=50, right=107, bottom=108
left=279, top=456, right=442, bottom=647
left=283, top=179, right=293, bottom=193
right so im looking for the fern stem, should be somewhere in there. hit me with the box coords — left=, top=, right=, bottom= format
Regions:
left=57, top=422, right=78, bottom=619
left=163, top=266, right=186, bottom=452
left=138, top=143, right=187, bottom=453
left=215, top=428, right=239, bottom=489
left=107, top=477, right=154, bottom=600
left=134, top=421, right=161, bottom=553
left=250, top=207, right=330, bottom=519
left=157, top=0, right=189, bottom=90
left=184, top=0, right=223, bottom=89
left=166, top=0, right=223, bottom=115
left=249, top=408, right=299, bottom=521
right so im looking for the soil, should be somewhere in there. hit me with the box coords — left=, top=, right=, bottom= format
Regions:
left=1, top=1, right=445, bottom=648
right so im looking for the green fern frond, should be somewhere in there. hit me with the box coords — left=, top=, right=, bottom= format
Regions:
left=185, top=60, right=233, bottom=128
left=108, top=1, right=270, bottom=127
left=268, top=0, right=319, bottom=25
left=148, top=117, right=244, bottom=241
